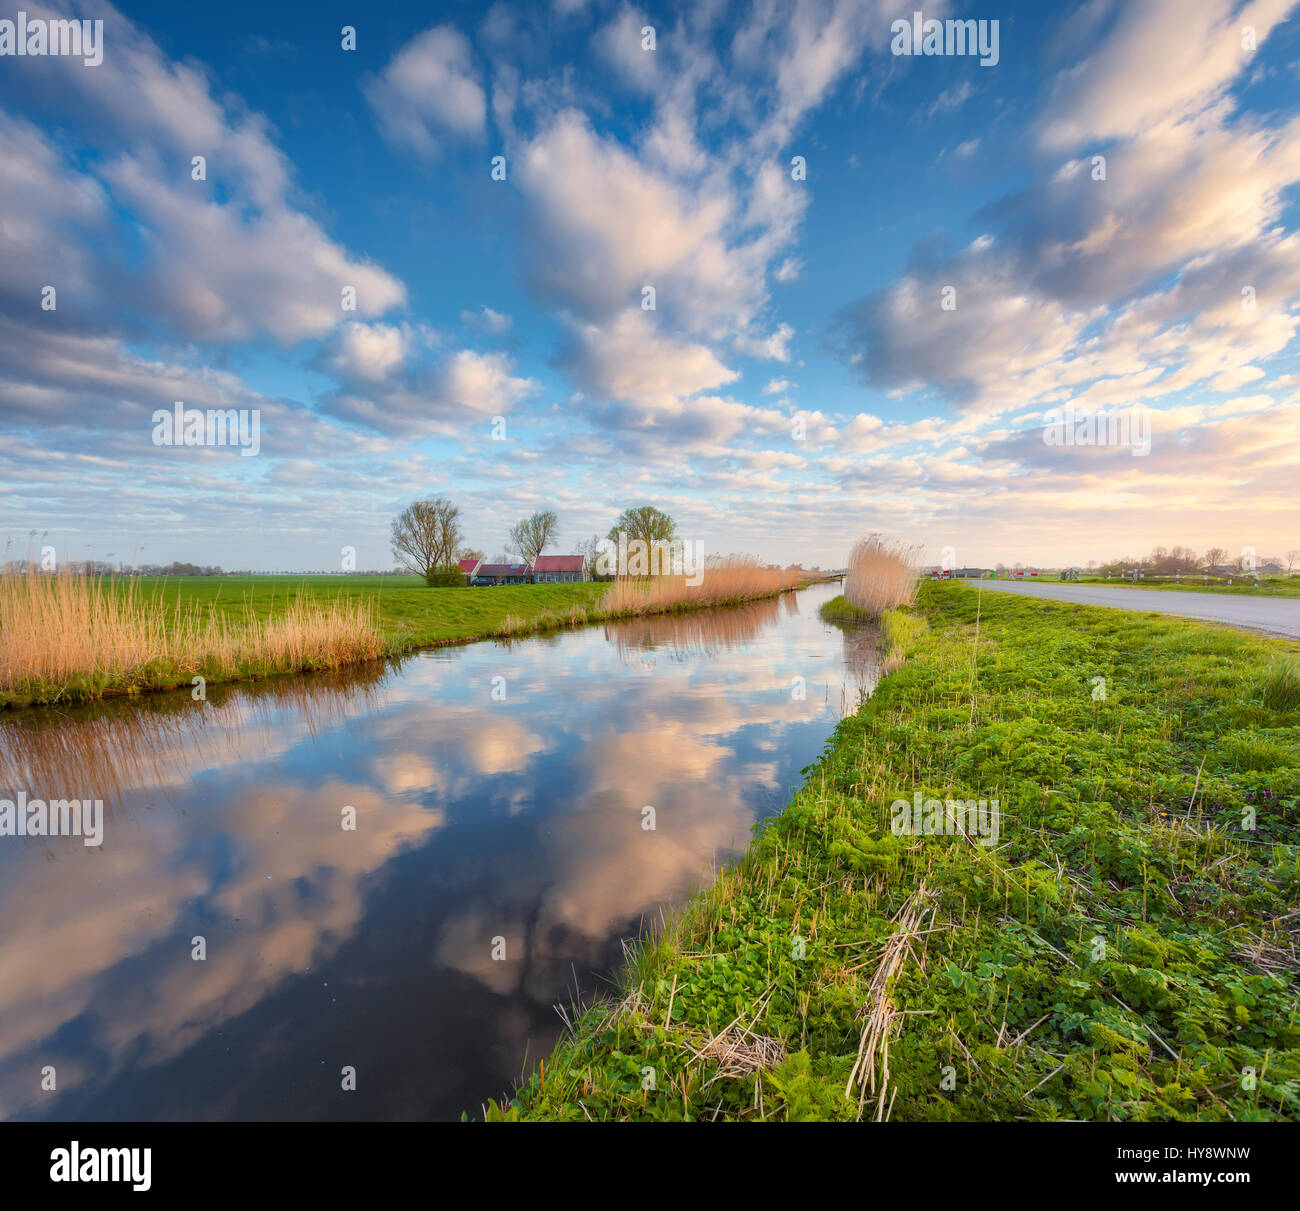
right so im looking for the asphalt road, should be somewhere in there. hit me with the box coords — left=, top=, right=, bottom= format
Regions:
left=966, top=580, right=1300, bottom=640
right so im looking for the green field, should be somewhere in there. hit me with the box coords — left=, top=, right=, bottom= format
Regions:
left=0, top=576, right=611, bottom=708
left=1073, top=576, right=1300, bottom=598
left=497, top=580, right=1300, bottom=1121
left=3, top=574, right=819, bottom=708
left=130, top=575, right=610, bottom=646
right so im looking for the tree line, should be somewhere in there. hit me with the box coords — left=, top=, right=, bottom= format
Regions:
left=390, top=497, right=680, bottom=585
left=1086, top=545, right=1300, bottom=576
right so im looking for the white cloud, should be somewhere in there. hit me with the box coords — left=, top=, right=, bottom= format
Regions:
left=927, top=80, right=973, bottom=118
left=365, top=26, right=488, bottom=157
left=319, top=322, right=422, bottom=384
left=737, top=322, right=795, bottom=363
left=516, top=111, right=792, bottom=342
left=754, top=0, right=893, bottom=149
left=0, top=113, right=109, bottom=312
left=592, top=4, right=659, bottom=93
left=0, top=6, right=407, bottom=347
left=322, top=346, right=537, bottom=437
left=837, top=5, right=1300, bottom=424
left=774, top=257, right=803, bottom=282
left=105, top=154, right=405, bottom=344
left=460, top=305, right=512, bottom=335
left=1039, top=0, right=1297, bottom=149
left=559, top=309, right=739, bottom=411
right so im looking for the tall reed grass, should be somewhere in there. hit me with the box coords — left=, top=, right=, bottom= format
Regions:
left=1258, top=658, right=1300, bottom=711
left=0, top=569, right=383, bottom=706
left=844, top=535, right=922, bottom=618
left=600, top=555, right=802, bottom=616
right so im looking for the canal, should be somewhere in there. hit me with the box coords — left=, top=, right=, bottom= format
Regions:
left=0, top=581, right=876, bottom=1120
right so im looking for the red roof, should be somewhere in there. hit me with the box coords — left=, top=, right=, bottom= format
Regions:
left=457, top=558, right=480, bottom=574
left=532, top=555, right=584, bottom=573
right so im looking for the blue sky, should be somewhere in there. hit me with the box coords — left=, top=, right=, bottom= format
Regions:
left=2, top=0, right=1299, bottom=571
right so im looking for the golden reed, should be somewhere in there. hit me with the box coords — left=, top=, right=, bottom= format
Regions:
left=601, top=555, right=803, bottom=615
left=0, top=569, right=383, bottom=702
left=844, top=535, right=922, bottom=617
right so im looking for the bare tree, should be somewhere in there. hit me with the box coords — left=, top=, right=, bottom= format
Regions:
left=508, top=510, right=559, bottom=578
left=1203, top=547, right=1228, bottom=572
left=1287, top=549, right=1300, bottom=572
left=391, top=498, right=463, bottom=584
left=574, top=534, right=603, bottom=580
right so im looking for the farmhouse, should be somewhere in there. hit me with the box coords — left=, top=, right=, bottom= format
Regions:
left=473, top=562, right=531, bottom=586
left=453, top=554, right=590, bottom=585
left=531, top=555, right=585, bottom=583
left=924, top=567, right=990, bottom=579
left=1208, top=562, right=1284, bottom=576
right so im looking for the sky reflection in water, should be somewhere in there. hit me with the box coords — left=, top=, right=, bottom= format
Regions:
left=0, top=582, right=877, bottom=1120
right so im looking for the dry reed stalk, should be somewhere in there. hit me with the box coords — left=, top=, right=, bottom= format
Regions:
left=0, top=569, right=382, bottom=698
left=845, top=882, right=935, bottom=1119
left=844, top=534, right=922, bottom=617
left=1239, top=908, right=1300, bottom=975
left=601, top=555, right=801, bottom=616
left=679, top=981, right=785, bottom=1088
left=686, top=1026, right=786, bottom=1084
left=606, top=978, right=786, bottom=1087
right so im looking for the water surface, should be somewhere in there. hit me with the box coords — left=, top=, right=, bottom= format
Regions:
left=0, top=581, right=875, bottom=1120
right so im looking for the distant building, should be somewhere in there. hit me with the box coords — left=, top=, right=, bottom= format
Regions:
left=531, top=554, right=586, bottom=583
left=460, top=554, right=589, bottom=585
left=473, top=562, right=530, bottom=585
left=1207, top=564, right=1279, bottom=577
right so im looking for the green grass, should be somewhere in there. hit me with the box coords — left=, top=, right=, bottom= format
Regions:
left=817, top=594, right=871, bottom=624
left=1259, top=659, right=1300, bottom=712
left=126, top=575, right=834, bottom=644
left=4, top=575, right=815, bottom=709
left=494, top=581, right=1300, bottom=1122
left=128, top=574, right=610, bottom=646
left=1073, top=576, right=1300, bottom=598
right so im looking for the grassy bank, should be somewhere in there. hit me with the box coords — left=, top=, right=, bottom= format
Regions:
left=1, top=570, right=809, bottom=708
left=495, top=581, right=1300, bottom=1121
left=0, top=572, right=385, bottom=709
left=1073, top=576, right=1300, bottom=598
left=100, top=574, right=609, bottom=642
left=818, top=593, right=871, bottom=624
